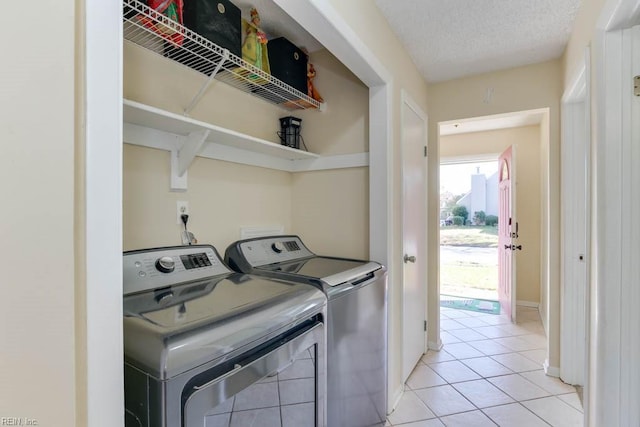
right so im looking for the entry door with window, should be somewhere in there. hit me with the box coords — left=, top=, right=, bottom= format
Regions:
left=498, top=146, right=517, bottom=322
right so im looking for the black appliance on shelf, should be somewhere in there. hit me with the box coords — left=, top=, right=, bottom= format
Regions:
left=279, top=116, right=302, bottom=149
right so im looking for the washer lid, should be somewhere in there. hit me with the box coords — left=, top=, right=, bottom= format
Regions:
left=124, top=275, right=326, bottom=380
left=258, top=257, right=366, bottom=278
left=124, top=274, right=293, bottom=328
left=257, top=257, right=381, bottom=287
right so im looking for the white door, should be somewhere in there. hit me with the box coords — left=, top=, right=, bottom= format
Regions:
left=498, top=146, right=517, bottom=323
left=401, top=93, right=428, bottom=383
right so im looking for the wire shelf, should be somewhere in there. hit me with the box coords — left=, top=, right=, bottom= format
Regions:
left=123, top=0, right=322, bottom=111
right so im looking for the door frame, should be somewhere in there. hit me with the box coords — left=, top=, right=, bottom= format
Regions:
left=90, top=1, right=398, bottom=424
left=400, top=90, right=429, bottom=382
left=83, top=1, right=124, bottom=426
left=590, top=1, right=640, bottom=423
left=560, top=48, right=590, bottom=388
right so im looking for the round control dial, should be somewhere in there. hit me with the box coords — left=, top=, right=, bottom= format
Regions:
left=155, top=256, right=175, bottom=273
left=155, top=291, right=174, bottom=306
left=271, top=242, right=285, bottom=253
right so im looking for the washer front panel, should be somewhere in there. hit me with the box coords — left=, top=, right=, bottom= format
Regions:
left=123, top=245, right=231, bottom=295
left=237, top=236, right=314, bottom=267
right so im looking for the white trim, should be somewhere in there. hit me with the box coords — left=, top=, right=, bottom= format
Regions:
left=440, top=153, right=500, bottom=164
left=428, top=340, right=444, bottom=351
left=516, top=300, right=540, bottom=308
left=370, top=82, right=394, bottom=414
left=543, top=360, right=561, bottom=377
left=560, top=48, right=590, bottom=388
left=388, top=386, right=405, bottom=414
left=597, top=0, right=640, bottom=30
left=290, top=153, right=370, bottom=172
left=123, top=100, right=320, bottom=162
left=85, top=1, right=123, bottom=426
left=562, top=62, right=587, bottom=103
left=273, top=0, right=388, bottom=87
left=123, top=123, right=369, bottom=173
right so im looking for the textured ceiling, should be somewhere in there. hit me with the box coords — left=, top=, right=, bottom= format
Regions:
left=374, top=0, right=582, bottom=82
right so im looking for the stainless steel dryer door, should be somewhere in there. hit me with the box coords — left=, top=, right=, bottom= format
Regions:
left=183, top=321, right=325, bottom=427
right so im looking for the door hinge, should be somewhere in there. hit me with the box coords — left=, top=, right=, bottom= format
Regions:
left=635, top=76, right=640, bottom=97
left=424, top=146, right=428, bottom=157
left=424, top=320, right=427, bottom=331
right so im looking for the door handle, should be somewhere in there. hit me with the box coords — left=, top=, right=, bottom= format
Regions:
left=404, top=254, right=416, bottom=263
left=504, top=245, right=523, bottom=251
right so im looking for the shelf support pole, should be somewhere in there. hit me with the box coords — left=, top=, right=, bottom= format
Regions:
left=170, top=129, right=210, bottom=192
left=184, top=50, right=230, bottom=115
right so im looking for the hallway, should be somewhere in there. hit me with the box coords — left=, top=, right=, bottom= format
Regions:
left=386, top=307, right=582, bottom=426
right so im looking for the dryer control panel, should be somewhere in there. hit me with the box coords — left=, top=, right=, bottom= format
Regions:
left=123, top=245, right=231, bottom=295
left=235, top=236, right=314, bottom=267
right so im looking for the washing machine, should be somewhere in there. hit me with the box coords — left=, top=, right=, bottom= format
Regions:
left=225, top=235, right=388, bottom=427
left=123, top=244, right=327, bottom=427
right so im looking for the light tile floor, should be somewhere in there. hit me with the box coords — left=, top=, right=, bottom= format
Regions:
left=386, top=306, right=583, bottom=426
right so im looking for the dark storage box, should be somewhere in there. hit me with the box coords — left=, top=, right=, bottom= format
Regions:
left=183, top=0, right=241, bottom=57
left=267, top=37, right=308, bottom=94
left=165, top=0, right=241, bottom=75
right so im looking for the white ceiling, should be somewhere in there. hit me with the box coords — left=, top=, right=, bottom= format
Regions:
left=374, top=0, right=582, bottom=83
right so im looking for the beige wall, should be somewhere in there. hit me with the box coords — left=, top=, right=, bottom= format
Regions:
left=1, top=2, right=77, bottom=426
left=124, top=144, right=293, bottom=250
left=123, top=45, right=370, bottom=256
left=328, top=0, right=431, bottom=405
left=291, top=49, right=370, bottom=259
left=429, top=59, right=563, bottom=367
left=295, top=49, right=369, bottom=155
left=563, top=0, right=607, bottom=86
left=292, top=168, right=369, bottom=258
left=125, top=43, right=282, bottom=143
left=441, top=126, right=542, bottom=303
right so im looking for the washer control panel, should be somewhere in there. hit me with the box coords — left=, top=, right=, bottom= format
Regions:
left=123, top=245, right=230, bottom=295
left=238, top=236, right=314, bottom=267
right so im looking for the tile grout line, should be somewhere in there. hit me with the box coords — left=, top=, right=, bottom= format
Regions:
left=387, top=306, right=582, bottom=426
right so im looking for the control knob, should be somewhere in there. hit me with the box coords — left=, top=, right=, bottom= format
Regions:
left=271, top=242, right=285, bottom=253
left=155, top=291, right=174, bottom=306
left=155, top=256, right=175, bottom=273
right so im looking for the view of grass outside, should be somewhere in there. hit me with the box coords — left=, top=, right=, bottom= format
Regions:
left=440, top=226, right=498, bottom=300
left=440, top=226, right=498, bottom=247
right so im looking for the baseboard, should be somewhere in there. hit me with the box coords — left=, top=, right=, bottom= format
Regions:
left=544, top=359, right=560, bottom=377
left=388, top=385, right=404, bottom=414
left=428, top=339, right=443, bottom=351
left=517, top=300, right=540, bottom=308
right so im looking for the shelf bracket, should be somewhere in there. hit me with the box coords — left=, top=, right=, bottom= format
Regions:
left=170, top=129, right=210, bottom=192
left=184, top=50, right=230, bottom=115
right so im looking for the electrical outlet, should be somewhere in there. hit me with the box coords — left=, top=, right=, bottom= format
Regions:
left=177, top=201, right=189, bottom=224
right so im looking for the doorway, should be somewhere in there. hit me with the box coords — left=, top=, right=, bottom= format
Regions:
left=436, top=110, right=547, bottom=329
left=439, top=160, right=499, bottom=309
